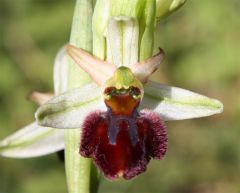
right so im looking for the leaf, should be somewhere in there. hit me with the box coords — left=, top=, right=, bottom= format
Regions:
left=0, top=122, right=64, bottom=158
left=35, top=83, right=106, bottom=129
left=142, top=81, right=223, bottom=120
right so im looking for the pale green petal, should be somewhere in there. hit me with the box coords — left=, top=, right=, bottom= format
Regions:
left=0, top=122, right=64, bottom=158
left=35, top=83, right=106, bottom=129
left=142, top=81, right=223, bottom=120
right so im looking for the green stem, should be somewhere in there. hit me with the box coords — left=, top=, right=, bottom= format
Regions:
left=64, top=1, right=99, bottom=193
left=90, top=163, right=101, bottom=193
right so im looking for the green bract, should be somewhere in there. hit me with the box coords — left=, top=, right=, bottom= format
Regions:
left=93, top=0, right=156, bottom=60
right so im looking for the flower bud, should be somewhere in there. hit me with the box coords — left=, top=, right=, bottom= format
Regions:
left=156, top=0, right=186, bottom=20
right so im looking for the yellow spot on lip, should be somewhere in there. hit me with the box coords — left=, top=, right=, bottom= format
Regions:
left=104, top=66, right=144, bottom=96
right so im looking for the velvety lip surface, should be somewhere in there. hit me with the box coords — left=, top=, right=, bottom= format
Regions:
left=79, top=109, right=167, bottom=180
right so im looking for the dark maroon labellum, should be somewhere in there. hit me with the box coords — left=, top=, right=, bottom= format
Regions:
left=79, top=87, right=167, bottom=180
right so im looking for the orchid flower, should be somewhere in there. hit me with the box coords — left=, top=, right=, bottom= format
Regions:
left=33, top=38, right=223, bottom=180
left=0, top=0, right=223, bottom=192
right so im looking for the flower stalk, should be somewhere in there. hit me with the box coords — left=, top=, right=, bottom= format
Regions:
left=64, top=1, right=96, bottom=193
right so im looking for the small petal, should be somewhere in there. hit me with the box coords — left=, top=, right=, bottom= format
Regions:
left=35, top=83, right=106, bottom=129
left=66, top=44, right=116, bottom=86
left=130, top=48, right=165, bottom=83
left=0, top=122, right=64, bottom=158
left=142, top=81, right=223, bottom=120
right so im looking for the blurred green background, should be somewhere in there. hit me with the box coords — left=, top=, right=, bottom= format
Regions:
left=0, top=0, right=239, bottom=193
